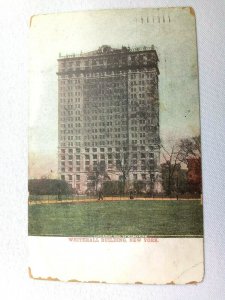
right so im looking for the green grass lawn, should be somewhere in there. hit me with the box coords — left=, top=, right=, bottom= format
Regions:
left=28, top=200, right=203, bottom=237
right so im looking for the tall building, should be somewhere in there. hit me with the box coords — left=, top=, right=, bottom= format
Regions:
left=57, top=45, right=162, bottom=194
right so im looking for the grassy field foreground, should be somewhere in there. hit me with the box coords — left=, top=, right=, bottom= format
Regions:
left=28, top=200, right=203, bottom=237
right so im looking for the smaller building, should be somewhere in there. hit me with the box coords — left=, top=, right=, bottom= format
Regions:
left=187, top=157, right=202, bottom=193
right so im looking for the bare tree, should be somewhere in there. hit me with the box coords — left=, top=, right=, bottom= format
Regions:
left=161, top=136, right=201, bottom=195
left=161, top=141, right=182, bottom=195
left=113, top=149, right=132, bottom=194
left=146, top=156, right=157, bottom=194
left=178, top=135, right=201, bottom=165
left=87, top=161, right=110, bottom=194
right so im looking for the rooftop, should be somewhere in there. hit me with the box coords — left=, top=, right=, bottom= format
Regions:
left=58, top=45, right=156, bottom=59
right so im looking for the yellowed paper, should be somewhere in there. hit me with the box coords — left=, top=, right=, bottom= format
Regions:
left=29, top=7, right=204, bottom=284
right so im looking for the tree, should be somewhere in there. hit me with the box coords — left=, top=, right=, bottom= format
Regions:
left=87, top=161, right=110, bottom=194
left=28, top=179, right=73, bottom=196
left=113, top=149, right=132, bottom=194
left=161, top=136, right=201, bottom=195
left=146, top=154, right=157, bottom=194
left=178, top=135, right=201, bottom=165
left=160, top=142, right=183, bottom=195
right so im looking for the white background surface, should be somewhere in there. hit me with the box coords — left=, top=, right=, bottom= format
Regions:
left=0, top=0, right=224, bottom=299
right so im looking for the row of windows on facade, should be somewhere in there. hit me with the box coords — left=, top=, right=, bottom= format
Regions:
left=60, top=132, right=149, bottom=141
left=59, top=87, right=82, bottom=93
left=60, top=138, right=151, bottom=147
left=60, top=79, right=81, bottom=84
left=60, top=120, right=127, bottom=129
left=59, top=71, right=128, bottom=79
left=58, top=68, right=156, bottom=79
left=59, top=54, right=156, bottom=69
left=61, top=158, right=154, bottom=166
left=60, top=123, right=81, bottom=128
left=60, top=98, right=81, bottom=103
left=59, top=92, right=155, bottom=104
left=60, top=81, right=82, bottom=87
left=82, top=113, right=127, bottom=121
left=83, top=107, right=126, bottom=115
left=60, top=152, right=154, bottom=160
left=61, top=104, right=81, bottom=109
left=60, top=117, right=81, bottom=122
left=60, top=140, right=129, bottom=147
left=60, top=107, right=150, bottom=117
left=84, top=121, right=119, bottom=127
left=61, top=173, right=151, bottom=182
left=60, top=134, right=128, bottom=141
left=83, top=100, right=126, bottom=107
left=84, top=90, right=125, bottom=96
left=85, top=82, right=126, bottom=89
left=60, top=117, right=126, bottom=132
left=59, top=94, right=155, bottom=106
left=84, top=93, right=127, bottom=100
left=129, top=100, right=155, bottom=106
left=83, top=120, right=127, bottom=127
left=60, top=126, right=127, bottom=134
left=61, top=111, right=81, bottom=116
left=60, top=92, right=81, bottom=97
left=60, top=130, right=81, bottom=134
left=60, top=163, right=155, bottom=173
left=61, top=165, right=152, bottom=173
left=60, top=146, right=152, bottom=153
left=59, top=72, right=155, bottom=84
left=59, top=122, right=152, bottom=132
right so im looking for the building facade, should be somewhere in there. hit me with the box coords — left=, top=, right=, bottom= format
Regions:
left=57, top=45, right=162, bottom=194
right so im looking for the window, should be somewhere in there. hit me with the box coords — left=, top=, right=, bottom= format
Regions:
left=76, top=175, right=80, bottom=181
left=76, top=155, right=80, bottom=160
left=100, top=154, right=105, bottom=159
left=61, top=175, right=65, bottom=180
left=141, top=174, right=146, bottom=180
left=68, top=148, right=73, bottom=153
left=69, top=155, right=73, bottom=160
left=100, top=148, right=104, bottom=152
left=93, top=154, right=97, bottom=160
left=93, top=148, right=97, bottom=152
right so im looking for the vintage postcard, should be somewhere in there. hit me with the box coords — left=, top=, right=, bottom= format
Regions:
left=28, top=7, right=204, bottom=284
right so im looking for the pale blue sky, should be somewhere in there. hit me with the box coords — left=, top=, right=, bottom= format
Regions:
left=29, top=7, right=200, bottom=178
